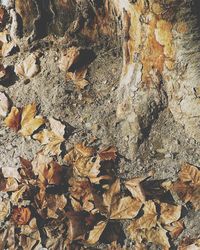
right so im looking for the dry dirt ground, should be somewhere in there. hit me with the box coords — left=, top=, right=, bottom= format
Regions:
left=0, top=34, right=200, bottom=249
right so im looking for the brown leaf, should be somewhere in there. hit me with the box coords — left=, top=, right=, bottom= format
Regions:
left=59, top=47, right=80, bottom=72
left=4, top=106, right=21, bottom=131
left=46, top=194, right=67, bottom=218
left=164, top=220, right=185, bottom=239
left=0, top=92, right=10, bottom=117
left=66, top=67, right=89, bottom=90
left=0, top=199, right=10, bottom=222
left=86, top=221, right=107, bottom=245
left=0, top=64, right=7, bottom=80
left=98, top=146, right=117, bottom=161
left=15, top=53, right=40, bottom=78
left=2, top=41, right=18, bottom=57
left=5, top=103, right=45, bottom=136
left=125, top=177, right=146, bottom=203
left=178, top=238, right=200, bottom=250
left=0, top=6, right=5, bottom=24
left=146, top=226, right=170, bottom=248
left=179, top=163, right=200, bottom=185
left=12, top=207, right=31, bottom=225
left=103, top=179, right=120, bottom=209
left=33, top=118, right=65, bottom=156
left=69, top=177, right=94, bottom=212
left=160, top=203, right=182, bottom=225
left=19, top=103, right=45, bottom=137
left=19, top=157, right=35, bottom=179
left=110, top=196, right=142, bottom=219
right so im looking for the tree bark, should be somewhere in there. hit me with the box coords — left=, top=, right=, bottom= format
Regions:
left=3, top=0, right=200, bottom=159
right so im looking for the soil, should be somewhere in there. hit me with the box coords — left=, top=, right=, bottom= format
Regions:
left=0, top=34, right=200, bottom=248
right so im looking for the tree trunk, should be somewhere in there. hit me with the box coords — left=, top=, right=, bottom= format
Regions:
left=3, top=0, right=200, bottom=159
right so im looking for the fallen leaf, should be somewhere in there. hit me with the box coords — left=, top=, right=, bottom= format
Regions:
left=110, top=196, right=142, bottom=219
left=0, top=92, right=10, bottom=117
left=98, top=146, right=117, bottom=161
left=86, top=221, right=107, bottom=245
left=2, top=41, right=18, bottom=57
left=165, top=220, right=185, bottom=239
left=146, top=225, right=170, bottom=248
left=178, top=238, right=200, bottom=250
left=125, top=177, right=146, bottom=203
left=12, top=207, right=31, bottom=225
left=179, top=163, right=200, bottom=185
left=15, top=53, right=40, bottom=78
left=4, top=106, right=21, bottom=131
left=0, top=64, right=8, bottom=82
left=66, top=67, right=89, bottom=90
left=46, top=194, right=67, bottom=218
left=33, top=118, right=65, bottom=156
left=0, top=199, right=10, bottom=222
left=5, top=103, right=45, bottom=136
left=19, top=157, right=35, bottom=179
left=103, top=179, right=120, bottom=209
left=160, top=203, right=182, bottom=225
left=69, top=177, right=94, bottom=212
left=11, top=185, right=27, bottom=204
left=59, top=47, right=80, bottom=72
left=0, top=6, right=5, bottom=24
left=19, top=103, right=45, bottom=136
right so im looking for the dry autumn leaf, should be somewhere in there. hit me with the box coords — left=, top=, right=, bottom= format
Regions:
left=12, top=207, right=31, bottom=225
left=15, top=53, right=40, bottom=78
left=59, top=46, right=80, bottom=72
left=0, top=199, right=10, bottom=222
left=64, top=143, right=95, bottom=177
left=2, top=41, right=18, bottom=57
left=146, top=225, right=170, bottom=248
left=172, top=163, right=200, bottom=211
left=5, top=103, right=45, bottom=136
left=178, top=238, right=200, bottom=250
left=125, top=177, right=146, bottom=203
left=159, top=203, right=182, bottom=225
left=0, top=64, right=8, bottom=82
left=103, top=179, right=120, bottom=209
left=164, top=220, right=185, bottom=239
left=86, top=221, right=107, bottom=245
left=98, top=146, right=117, bottom=161
left=0, top=92, right=10, bottom=117
left=110, top=196, right=142, bottom=219
left=66, top=67, right=89, bottom=90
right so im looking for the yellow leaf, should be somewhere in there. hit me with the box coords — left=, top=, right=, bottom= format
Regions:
left=164, top=220, right=185, bottom=239
left=125, top=177, right=146, bottom=203
left=160, top=203, right=182, bottom=225
left=86, top=221, right=107, bottom=245
left=19, top=103, right=45, bottom=137
left=110, top=196, right=142, bottom=219
left=4, top=106, right=21, bottom=132
left=179, top=163, right=200, bottom=185
left=146, top=225, right=170, bottom=248
left=0, top=199, right=10, bottom=222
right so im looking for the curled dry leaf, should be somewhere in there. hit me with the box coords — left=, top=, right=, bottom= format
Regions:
left=59, top=46, right=80, bottom=72
left=179, top=163, right=200, bottom=185
left=66, top=67, right=89, bottom=90
left=64, top=143, right=95, bottom=177
left=33, top=117, right=65, bottom=156
left=146, top=226, right=170, bottom=248
left=46, top=194, right=67, bottom=218
left=15, top=53, right=40, bottom=78
left=2, top=41, right=19, bottom=57
left=125, top=177, right=146, bottom=203
left=103, top=179, right=120, bottom=209
left=159, top=203, right=182, bottom=225
left=5, top=103, right=45, bottom=136
left=0, top=92, right=10, bottom=117
left=164, top=220, right=185, bottom=239
left=110, top=196, right=142, bottom=220
left=98, top=146, right=117, bottom=161
left=0, top=199, right=10, bottom=222
left=178, top=238, right=200, bottom=250
left=172, top=163, right=200, bottom=211
left=69, top=177, right=94, bottom=212
left=12, top=207, right=31, bottom=225
left=86, top=221, right=107, bottom=245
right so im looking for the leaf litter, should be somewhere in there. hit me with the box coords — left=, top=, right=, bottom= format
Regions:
left=0, top=94, right=200, bottom=249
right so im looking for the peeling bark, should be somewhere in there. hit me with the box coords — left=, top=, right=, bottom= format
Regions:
left=2, top=0, right=200, bottom=159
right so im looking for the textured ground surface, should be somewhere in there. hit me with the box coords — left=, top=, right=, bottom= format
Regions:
left=1, top=34, right=200, bottom=248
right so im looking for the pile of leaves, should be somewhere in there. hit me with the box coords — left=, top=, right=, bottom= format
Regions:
left=0, top=94, right=200, bottom=249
